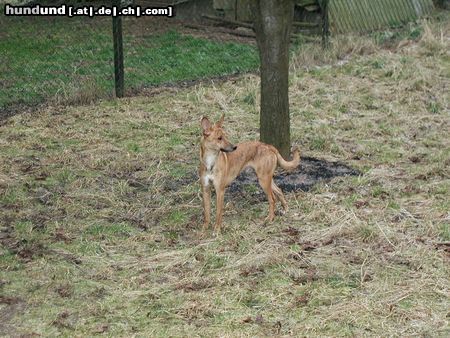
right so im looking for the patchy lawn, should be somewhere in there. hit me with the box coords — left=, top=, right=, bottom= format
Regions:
left=1, top=16, right=449, bottom=337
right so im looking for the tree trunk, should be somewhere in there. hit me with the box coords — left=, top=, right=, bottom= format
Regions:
left=252, top=0, right=294, bottom=158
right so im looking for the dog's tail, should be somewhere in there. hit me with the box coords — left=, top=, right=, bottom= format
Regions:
left=276, top=146, right=300, bottom=171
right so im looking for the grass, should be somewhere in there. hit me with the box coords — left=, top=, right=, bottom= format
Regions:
left=0, top=15, right=258, bottom=110
left=1, top=14, right=449, bottom=337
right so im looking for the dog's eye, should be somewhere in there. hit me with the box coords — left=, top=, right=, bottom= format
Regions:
left=218, top=137, right=223, bottom=141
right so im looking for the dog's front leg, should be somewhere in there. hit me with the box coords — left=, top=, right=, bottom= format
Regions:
left=214, top=186, right=225, bottom=235
left=202, top=183, right=211, bottom=230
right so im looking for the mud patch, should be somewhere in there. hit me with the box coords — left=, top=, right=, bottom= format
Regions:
left=228, top=156, right=360, bottom=198
left=0, top=295, right=25, bottom=336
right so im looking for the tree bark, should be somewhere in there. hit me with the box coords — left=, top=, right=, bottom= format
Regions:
left=252, top=0, right=294, bottom=158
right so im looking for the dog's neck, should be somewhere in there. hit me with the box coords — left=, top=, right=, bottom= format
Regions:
left=202, top=149, right=220, bottom=171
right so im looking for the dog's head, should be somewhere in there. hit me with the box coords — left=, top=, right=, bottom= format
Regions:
left=201, top=115, right=237, bottom=153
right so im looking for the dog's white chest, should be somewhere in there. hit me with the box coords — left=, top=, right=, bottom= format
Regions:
left=203, top=172, right=214, bottom=187
left=202, top=153, right=217, bottom=187
left=205, top=153, right=216, bottom=171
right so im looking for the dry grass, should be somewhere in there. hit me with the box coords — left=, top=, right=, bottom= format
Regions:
left=1, top=17, right=449, bottom=337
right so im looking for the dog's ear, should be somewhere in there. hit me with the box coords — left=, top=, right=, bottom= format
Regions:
left=216, top=114, right=225, bottom=127
left=201, top=117, right=212, bottom=136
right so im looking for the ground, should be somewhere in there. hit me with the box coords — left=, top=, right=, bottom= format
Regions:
left=0, top=12, right=449, bottom=337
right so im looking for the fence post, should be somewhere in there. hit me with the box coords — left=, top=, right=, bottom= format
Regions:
left=321, top=0, right=330, bottom=49
left=112, top=0, right=124, bottom=97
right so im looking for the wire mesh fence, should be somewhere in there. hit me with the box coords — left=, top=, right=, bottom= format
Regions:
left=2, top=2, right=114, bottom=110
left=0, top=0, right=259, bottom=117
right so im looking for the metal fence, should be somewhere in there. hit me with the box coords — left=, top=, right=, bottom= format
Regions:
left=1, top=8, right=116, bottom=114
left=0, top=0, right=260, bottom=117
left=329, top=0, right=435, bottom=33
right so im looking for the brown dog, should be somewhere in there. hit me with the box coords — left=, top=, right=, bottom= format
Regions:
left=199, top=115, right=300, bottom=234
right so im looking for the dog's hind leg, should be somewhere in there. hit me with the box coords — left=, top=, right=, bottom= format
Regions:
left=272, top=181, right=288, bottom=213
left=258, top=175, right=276, bottom=222
left=253, top=156, right=278, bottom=222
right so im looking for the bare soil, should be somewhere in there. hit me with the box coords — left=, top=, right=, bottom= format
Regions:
left=0, top=295, right=25, bottom=337
left=230, top=156, right=360, bottom=196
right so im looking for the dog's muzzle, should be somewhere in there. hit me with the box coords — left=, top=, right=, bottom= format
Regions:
left=221, top=145, right=237, bottom=153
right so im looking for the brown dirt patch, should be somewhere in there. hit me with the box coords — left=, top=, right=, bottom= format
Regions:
left=228, top=156, right=360, bottom=198
left=0, top=295, right=25, bottom=336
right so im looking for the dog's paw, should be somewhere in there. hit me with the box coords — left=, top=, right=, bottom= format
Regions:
left=275, top=210, right=284, bottom=216
left=276, top=206, right=288, bottom=216
left=197, top=231, right=208, bottom=240
left=263, top=215, right=275, bottom=224
left=212, top=224, right=222, bottom=237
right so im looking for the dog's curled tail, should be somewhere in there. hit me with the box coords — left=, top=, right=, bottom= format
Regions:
left=276, top=146, right=300, bottom=171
